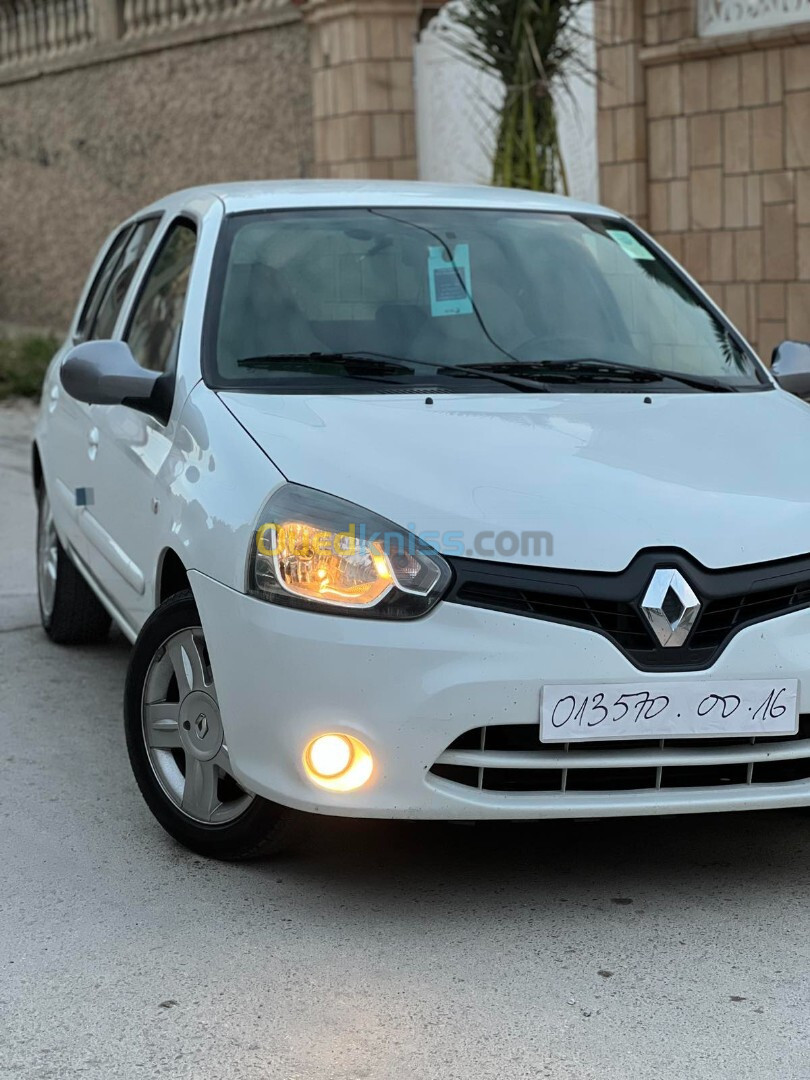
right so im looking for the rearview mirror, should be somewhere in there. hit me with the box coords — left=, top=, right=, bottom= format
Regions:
left=60, top=340, right=171, bottom=423
left=772, top=340, right=810, bottom=400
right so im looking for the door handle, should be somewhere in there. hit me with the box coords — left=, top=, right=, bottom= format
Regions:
left=88, top=426, right=99, bottom=461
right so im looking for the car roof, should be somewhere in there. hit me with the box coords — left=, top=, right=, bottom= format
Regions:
left=136, top=179, right=620, bottom=221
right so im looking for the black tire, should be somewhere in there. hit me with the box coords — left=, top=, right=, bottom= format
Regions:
left=124, top=590, right=297, bottom=860
left=37, top=486, right=111, bottom=645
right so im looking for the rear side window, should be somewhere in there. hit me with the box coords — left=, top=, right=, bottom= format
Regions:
left=126, top=220, right=197, bottom=373
left=91, top=218, right=160, bottom=341
left=75, top=226, right=132, bottom=340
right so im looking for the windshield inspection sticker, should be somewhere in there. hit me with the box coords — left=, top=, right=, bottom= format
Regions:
left=428, top=244, right=473, bottom=317
left=607, top=229, right=656, bottom=261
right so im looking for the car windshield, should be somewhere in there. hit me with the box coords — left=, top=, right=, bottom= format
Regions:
left=206, top=208, right=766, bottom=393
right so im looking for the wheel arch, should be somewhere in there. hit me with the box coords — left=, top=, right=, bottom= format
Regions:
left=156, top=548, right=192, bottom=608
left=32, top=441, right=43, bottom=495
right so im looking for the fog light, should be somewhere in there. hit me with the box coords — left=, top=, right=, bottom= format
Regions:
left=303, top=734, right=373, bottom=792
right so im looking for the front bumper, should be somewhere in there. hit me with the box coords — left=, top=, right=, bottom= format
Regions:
left=190, top=571, right=810, bottom=819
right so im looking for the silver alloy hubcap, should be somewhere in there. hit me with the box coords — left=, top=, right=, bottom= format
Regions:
left=142, top=627, right=254, bottom=824
left=37, top=493, right=58, bottom=619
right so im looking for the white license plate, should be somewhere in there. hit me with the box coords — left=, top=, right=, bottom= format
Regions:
left=540, top=679, right=799, bottom=742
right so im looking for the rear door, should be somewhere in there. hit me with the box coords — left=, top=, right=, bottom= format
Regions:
left=44, top=223, right=134, bottom=562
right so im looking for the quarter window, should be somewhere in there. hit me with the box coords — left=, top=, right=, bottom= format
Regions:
left=126, top=221, right=197, bottom=373
left=91, top=218, right=160, bottom=341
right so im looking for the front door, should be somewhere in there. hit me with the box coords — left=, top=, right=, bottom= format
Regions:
left=85, top=218, right=198, bottom=632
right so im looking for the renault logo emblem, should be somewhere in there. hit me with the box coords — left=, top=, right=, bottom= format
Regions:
left=194, top=712, right=209, bottom=738
left=640, top=568, right=700, bottom=647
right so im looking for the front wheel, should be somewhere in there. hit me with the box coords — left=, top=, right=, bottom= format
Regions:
left=124, top=590, right=296, bottom=860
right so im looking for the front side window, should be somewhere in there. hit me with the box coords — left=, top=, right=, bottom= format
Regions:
left=75, top=225, right=132, bottom=340
left=126, top=220, right=197, bottom=373
left=91, top=217, right=160, bottom=341
left=205, top=208, right=766, bottom=394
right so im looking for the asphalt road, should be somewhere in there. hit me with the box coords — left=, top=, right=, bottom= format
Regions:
left=1, top=400, right=809, bottom=1080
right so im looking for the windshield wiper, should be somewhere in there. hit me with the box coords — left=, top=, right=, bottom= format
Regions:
left=236, top=352, right=550, bottom=393
left=467, top=359, right=739, bottom=392
left=237, top=352, right=413, bottom=381
left=236, top=352, right=740, bottom=393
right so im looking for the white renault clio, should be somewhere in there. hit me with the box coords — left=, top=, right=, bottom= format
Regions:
left=33, top=181, right=810, bottom=859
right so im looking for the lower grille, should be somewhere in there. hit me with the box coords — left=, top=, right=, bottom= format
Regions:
left=429, top=719, right=810, bottom=794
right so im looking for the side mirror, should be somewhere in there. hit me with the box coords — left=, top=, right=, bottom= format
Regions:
left=772, top=340, right=810, bottom=400
left=60, top=340, right=171, bottom=423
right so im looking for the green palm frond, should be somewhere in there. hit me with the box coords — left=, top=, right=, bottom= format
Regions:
left=444, top=0, right=592, bottom=193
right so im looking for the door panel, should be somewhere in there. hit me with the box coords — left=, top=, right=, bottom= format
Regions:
left=44, top=362, right=95, bottom=563
left=82, top=404, right=170, bottom=624
left=83, top=218, right=198, bottom=628
left=45, top=223, right=135, bottom=557
left=77, top=494, right=147, bottom=594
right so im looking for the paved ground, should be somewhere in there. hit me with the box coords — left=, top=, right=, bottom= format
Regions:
left=1, top=400, right=808, bottom=1080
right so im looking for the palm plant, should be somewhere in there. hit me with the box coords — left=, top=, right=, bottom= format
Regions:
left=447, top=0, right=590, bottom=193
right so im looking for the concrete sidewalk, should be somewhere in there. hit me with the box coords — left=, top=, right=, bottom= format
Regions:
left=0, top=400, right=39, bottom=631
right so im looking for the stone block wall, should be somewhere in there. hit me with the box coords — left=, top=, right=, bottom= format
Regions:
left=597, top=0, right=810, bottom=360
left=307, top=0, right=419, bottom=179
left=0, top=0, right=428, bottom=330
left=0, top=9, right=312, bottom=329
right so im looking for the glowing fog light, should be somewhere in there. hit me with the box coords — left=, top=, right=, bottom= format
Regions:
left=303, top=734, right=374, bottom=792
left=307, top=734, right=353, bottom=777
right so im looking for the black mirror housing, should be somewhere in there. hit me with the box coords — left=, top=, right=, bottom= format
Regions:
left=60, top=341, right=170, bottom=423
left=772, top=340, right=810, bottom=400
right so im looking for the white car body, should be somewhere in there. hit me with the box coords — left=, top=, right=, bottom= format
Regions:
left=34, top=181, right=810, bottom=823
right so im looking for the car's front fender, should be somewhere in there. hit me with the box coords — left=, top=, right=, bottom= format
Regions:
left=156, top=383, right=286, bottom=604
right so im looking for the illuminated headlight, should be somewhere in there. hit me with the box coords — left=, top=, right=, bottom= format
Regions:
left=247, top=484, right=452, bottom=618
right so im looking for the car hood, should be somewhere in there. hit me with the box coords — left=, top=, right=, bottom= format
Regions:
left=219, top=388, right=810, bottom=572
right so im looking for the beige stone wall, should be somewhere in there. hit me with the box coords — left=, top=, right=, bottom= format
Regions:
left=305, top=0, right=419, bottom=179
left=0, top=17, right=313, bottom=330
left=596, top=0, right=649, bottom=226
left=597, top=0, right=810, bottom=360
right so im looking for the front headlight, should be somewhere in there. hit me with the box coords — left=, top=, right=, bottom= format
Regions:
left=247, top=484, right=452, bottom=618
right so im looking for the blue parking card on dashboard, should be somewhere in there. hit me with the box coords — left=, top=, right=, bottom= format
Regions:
left=428, top=244, right=473, bottom=317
